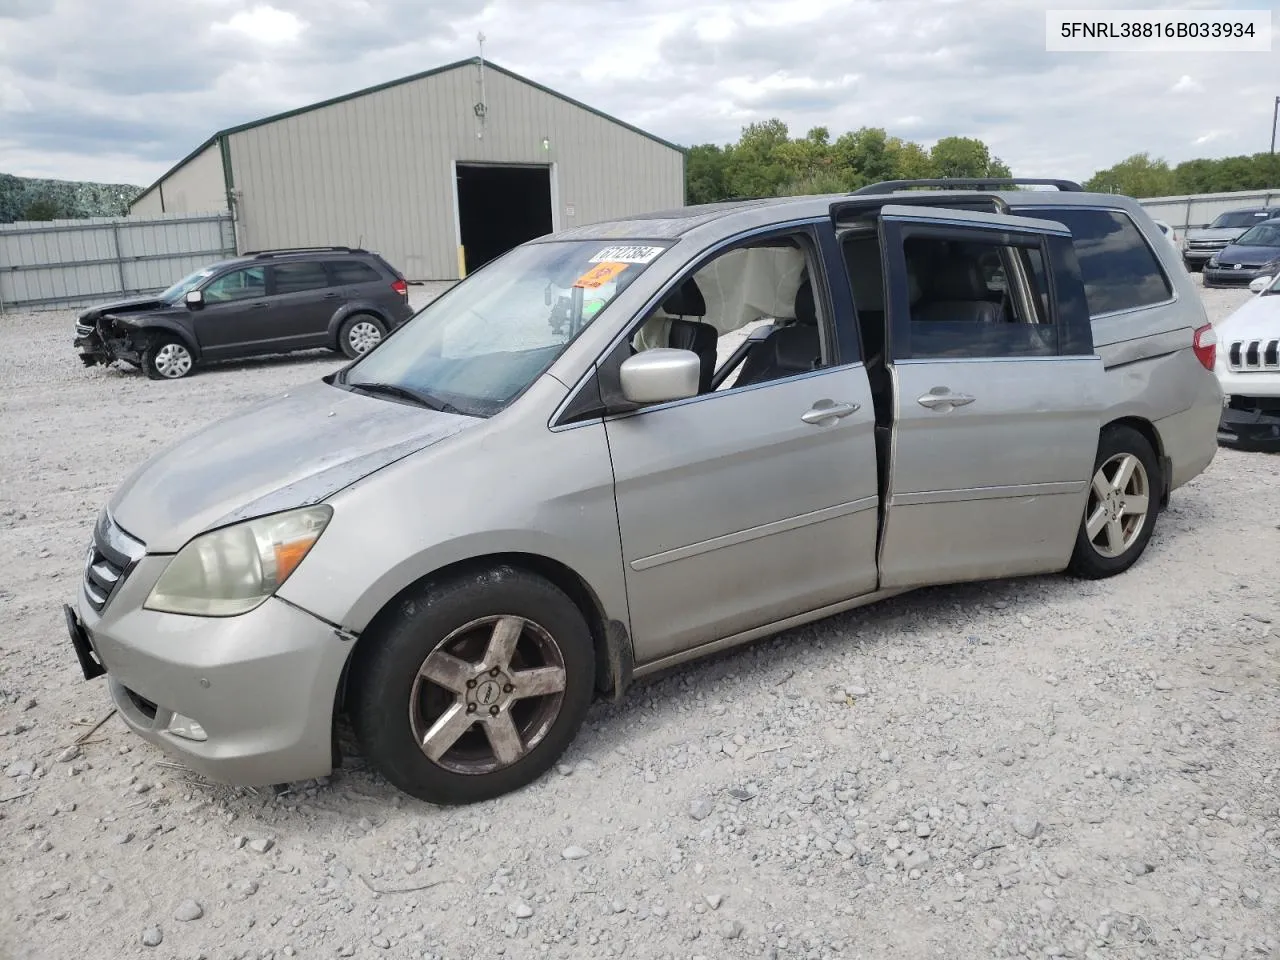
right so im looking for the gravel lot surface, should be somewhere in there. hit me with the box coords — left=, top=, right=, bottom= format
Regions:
left=1, top=279, right=1277, bottom=960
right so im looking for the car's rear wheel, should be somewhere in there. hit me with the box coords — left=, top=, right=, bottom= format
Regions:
left=1067, top=425, right=1160, bottom=579
left=338, top=314, right=385, bottom=359
left=142, top=338, right=195, bottom=380
left=349, top=567, right=595, bottom=805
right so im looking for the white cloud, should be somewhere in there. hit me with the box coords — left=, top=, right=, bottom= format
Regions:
left=0, top=0, right=1276, bottom=186
left=216, top=5, right=304, bottom=44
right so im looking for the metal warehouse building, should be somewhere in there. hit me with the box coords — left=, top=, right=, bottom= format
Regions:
left=129, top=57, right=686, bottom=280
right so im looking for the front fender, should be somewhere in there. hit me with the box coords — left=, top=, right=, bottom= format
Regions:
left=113, top=318, right=203, bottom=361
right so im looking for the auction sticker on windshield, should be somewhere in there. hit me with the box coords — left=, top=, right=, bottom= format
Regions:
left=588, top=245, right=665, bottom=264
left=573, top=261, right=629, bottom=289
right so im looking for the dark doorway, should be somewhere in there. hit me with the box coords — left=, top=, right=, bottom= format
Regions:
left=456, top=164, right=553, bottom=275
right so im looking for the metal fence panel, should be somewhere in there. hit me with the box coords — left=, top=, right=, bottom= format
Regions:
left=0, top=212, right=236, bottom=312
left=1138, top=188, right=1280, bottom=233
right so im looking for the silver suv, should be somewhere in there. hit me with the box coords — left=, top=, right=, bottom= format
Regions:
left=64, top=178, right=1224, bottom=805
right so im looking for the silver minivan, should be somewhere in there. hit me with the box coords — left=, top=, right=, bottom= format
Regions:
left=65, top=179, right=1224, bottom=805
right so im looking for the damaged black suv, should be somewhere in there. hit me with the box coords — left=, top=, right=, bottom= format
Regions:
left=73, top=246, right=415, bottom=380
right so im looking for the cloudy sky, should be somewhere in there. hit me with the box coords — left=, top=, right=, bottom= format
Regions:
left=0, top=0, right=1276, bottom=187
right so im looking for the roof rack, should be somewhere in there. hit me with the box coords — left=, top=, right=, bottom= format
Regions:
left=849, top=178, right=1084, bottom=196
left=243, top=246, right=368, bottom=258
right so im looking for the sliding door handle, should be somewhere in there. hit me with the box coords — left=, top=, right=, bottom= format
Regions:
left=801, top=400, right=860, bottom=424
left=917, top=390, right=975, bottom=410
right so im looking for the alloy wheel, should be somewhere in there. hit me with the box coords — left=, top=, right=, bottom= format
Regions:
left=153, top=343, right=193, bottom=378
left=1084, top=452, right=1149, bottom=559
left=409, top=615, right=567, bottom=775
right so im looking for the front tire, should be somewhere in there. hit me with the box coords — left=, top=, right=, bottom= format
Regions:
left=142, top=338, right=195, bottom=380
left=349, top=567, right=595, bottom=805
left=1067, top=425, right=1160, bottom=579
left=338, top=314, right=385, bottom=359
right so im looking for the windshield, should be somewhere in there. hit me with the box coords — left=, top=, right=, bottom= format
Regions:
left=1234, top=223, right=1280, bottom=247
left=1211, top=210, right=1274, bottom=229
left=341, top=239, right=669, bottom=417
left=159, top=266, right=217, bottom=302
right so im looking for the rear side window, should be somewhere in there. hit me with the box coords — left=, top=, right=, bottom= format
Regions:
left=327, top=260, right=381, bottom=285
left=1024, top=207, right=1171, bottom=316
left=272, top=262, right=329, bottom=294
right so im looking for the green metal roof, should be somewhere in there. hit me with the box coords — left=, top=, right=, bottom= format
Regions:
left=132, top=57, right=686, bottom=209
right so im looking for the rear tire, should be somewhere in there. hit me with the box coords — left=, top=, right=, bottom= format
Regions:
left=349, top=567, right=595, bottom=805
left=1067, top=425, right=1160, bottom=579
left=142, top=338, right=195, bottom=380
left=338, top=314, right=385, bottom=359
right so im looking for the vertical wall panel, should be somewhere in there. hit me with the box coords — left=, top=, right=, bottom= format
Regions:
left=227, top=62, right=684, bottom=280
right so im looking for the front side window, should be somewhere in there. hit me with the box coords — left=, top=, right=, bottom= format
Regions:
left=899, top=234, right=1056, bottom=360
left=629, top=233, right=830, bottom=394
left=1024, top=207, right=1171, bottom=316
left=202, top=267, right=266, bottom=303
left=272, top=262, right=329, bottom=294
left=342, top=240, right=668, bottom=417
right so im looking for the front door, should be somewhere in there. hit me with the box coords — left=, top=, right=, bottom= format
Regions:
left=604, top=224, right=881, bottom=665
left=874, top=205, right=1106, bottom=588
left=191, top=265, right=269, bottom=359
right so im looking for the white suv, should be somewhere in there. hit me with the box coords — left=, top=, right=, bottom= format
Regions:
left=1217, top=271, right=1280, bottom=449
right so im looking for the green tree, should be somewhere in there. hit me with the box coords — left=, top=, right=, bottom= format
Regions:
left=929, top=136, right=994, bottom=178
left=724, top=118, right=792, bottom=198
left=1084, top=153, right=1178, bottom=198
left=20, top=197, right=63, bottom=221
left=685, top=144, right=729, bottom=205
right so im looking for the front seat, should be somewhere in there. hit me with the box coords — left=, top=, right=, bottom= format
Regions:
left=661, top=278, right=717, bottom=394
left=912, top=258, right=1004, bottom=324
left=735, top=275, right=822, bottom=387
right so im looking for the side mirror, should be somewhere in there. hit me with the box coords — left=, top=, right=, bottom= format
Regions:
left=619, top=348, right=701, bottom=405
left=185, top=290, right=204, bottom=309
left=1249, top=274, right=1273, bottom=294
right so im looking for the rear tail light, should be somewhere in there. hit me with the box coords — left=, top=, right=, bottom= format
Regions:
left=1193, top=323, right=1217, bottom=371
left=391, top=279, right=408, bottom=296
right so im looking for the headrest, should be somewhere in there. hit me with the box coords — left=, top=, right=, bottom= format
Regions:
left=794, top=276, right=817, bottom=326
left=662, top=277, right=706, bottom=317
left=924, top=257, right=989, bottom=302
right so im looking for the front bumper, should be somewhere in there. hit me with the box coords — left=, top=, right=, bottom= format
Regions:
left=1183, top=248, right=1223, bottom=267
left=1203, top=265, right=1275, bottom=287
left=1218, top=397, right=1280, bottom=451
left=69, top=557, right=353, bottom=785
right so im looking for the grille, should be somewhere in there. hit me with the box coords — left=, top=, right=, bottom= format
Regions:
left=1228, top=339, right=1280, bottom=372
left=82, top=512, right=145, bottom=613
left=1189, top=239, right=1229, bottom=249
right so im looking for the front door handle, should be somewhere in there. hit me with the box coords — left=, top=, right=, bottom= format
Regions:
left=801, top=399, right=860, bottom=425
left=917, top=389, right=976, bottom=410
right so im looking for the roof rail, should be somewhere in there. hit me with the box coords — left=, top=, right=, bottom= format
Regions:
left=849, top=178, right=1084, bottom=196
left=243, top=246, right=367, bottom=258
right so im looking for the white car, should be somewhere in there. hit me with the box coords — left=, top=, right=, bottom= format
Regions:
left=1152, top=218, right=1179, bottom=251
left=1215, top=271, right=1280, bottom=449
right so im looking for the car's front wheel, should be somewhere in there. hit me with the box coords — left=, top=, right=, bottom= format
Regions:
left=349, top=567, right=595, bottom=805
left=1067, top=425, right=1160, bottom=579
left=142, top=338, right=195, bottom=380
left=338, top=314, right=386, bottom=359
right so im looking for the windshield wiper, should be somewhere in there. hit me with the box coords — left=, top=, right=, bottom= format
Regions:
left=348, top=381, right=462, bottom=414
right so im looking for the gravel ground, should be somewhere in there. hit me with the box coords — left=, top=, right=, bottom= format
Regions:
left=1, top=278, right=1277, bottom=960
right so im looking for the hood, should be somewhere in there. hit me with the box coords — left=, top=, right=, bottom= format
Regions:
left=1214, top=244, right=1280, bottom=266
left=109, top=379, right=477, bottom=552
left=79, top=295, right=173, bottom=322
left=1217, top=291, right=1280, bottom=342
left=1185, top=228, right=1245, bottom=243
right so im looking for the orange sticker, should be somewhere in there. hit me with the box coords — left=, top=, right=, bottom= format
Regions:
left=573, top=261, right=629, bottom=289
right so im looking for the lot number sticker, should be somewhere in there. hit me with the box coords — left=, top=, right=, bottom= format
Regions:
left=588, top=245, right=664, bottom=264
left=573, top=261, right=629, bottom=289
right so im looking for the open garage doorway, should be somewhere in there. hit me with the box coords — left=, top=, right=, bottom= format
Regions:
left=455, top=163, right=554, bottom=275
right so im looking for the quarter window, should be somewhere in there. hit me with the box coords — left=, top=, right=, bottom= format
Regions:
left=327, top=260, right=381, bottom=285
left=272, top=262, right=330, bottom=294
left=202, top=267, right=265, bottom=303
left=1023, top=207, right=1171, bottom=316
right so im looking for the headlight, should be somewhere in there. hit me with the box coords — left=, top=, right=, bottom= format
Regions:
left=145, top=505, right=332, bottom=617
